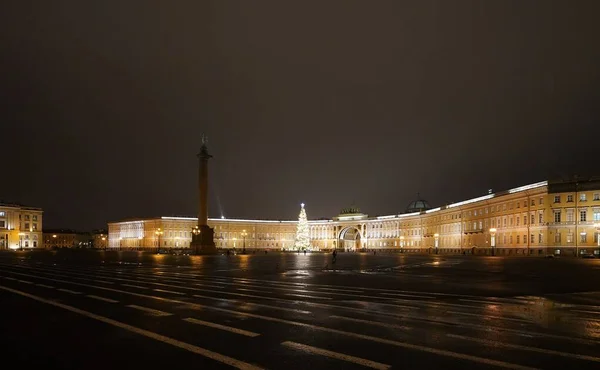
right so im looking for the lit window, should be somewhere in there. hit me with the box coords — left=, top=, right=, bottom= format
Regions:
left=580, top=233, right=587, bottom=243
left=594, top=193, right=600, bottom=201
left=538, top=234, right=543, bottom=244
left=0, top=211, right=5, bottom=217
left=554, top=211, right=561, bottom=223
left=32, top=215, right=37, bottom=221
left=594, top=211, right=600, bottom=222
left=567, top=210, right=574, bottom=222
left=554, top=196, right=560, bottom=203
left=567, top=195, right=573, bottom=202
left=554, top=233, right=560, bottom=243
left=539, top=197, right=543, bottom=205
left=567, top=233, right=574, bottom=243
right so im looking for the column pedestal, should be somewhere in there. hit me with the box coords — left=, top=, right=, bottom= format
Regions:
left=191, top=225, right=217, bottom=254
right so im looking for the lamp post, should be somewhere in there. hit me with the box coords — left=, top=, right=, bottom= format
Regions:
left=489, top=228, right=497, bottom=256
left=233, top=237, right=237, bottom=250
left=434, top=233, right=439, bottom=254
left=241, top=229, right=248, bottom=254
left=155, top=228, right=163, bottom=253
left=192, top=226, right=200, bottom=250
left=101, top=236, right=106, bottom=250
left=18, top=232, right=24, bottom=250
left=138, top=236, right=143, bottom=250
left=400, top=235, right=405, bottom=252
left=595, top=223, right=600, bottom=257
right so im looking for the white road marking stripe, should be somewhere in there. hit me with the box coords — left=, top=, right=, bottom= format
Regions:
left=460, top=299, right=504, bottom=305
left=380, top=292, right=436, bottom=299
left=57, top=288, right=81, bottom=294
left=17, top=279, right=34, bottom=284
left=237, top=288, right=272, bottom=294
left=194, top=288, right=279, bottom=301
left=127, top=304, right=172, bottom=317
left=572, top=309, right=600, bottom=315
left=446, top=311, right=530, bottom=323
left=285, top=294, right=332, bottom=300
left=330, top=315, right=412, bottom=331
left=87, top=295, right=119, bottom=303
left=0, top=285, right=263, bottom=370
left=153, top=288, right=186, bottom=295
left=192, top=294, right=312, bottom=314
left=448, top=334, right=600, bottom=362
left=4, top=276, right=17, bottom=280
left=281, top=341, right=390, bottom=370
left=184, top=318, right=260, bottom=337
left=122, top=284, right=149, bottom=289
left=37, top=284, right=55, bottom=289
left=317, top=287, right=364, bottom=293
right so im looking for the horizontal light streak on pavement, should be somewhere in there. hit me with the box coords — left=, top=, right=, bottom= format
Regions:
left=57, top=288, right=81, bottom=294
left=87, top=295, right=119, bottom=303
left=184, top=318, right=260, bottom=337
left=445, top=311, right=531, bottom=324
left=153, top=288, right=186, bottom=296
left=285, top=293, right=332, bottom=300
left=0, top=285, right=263, bottom=370
left=191, top=294, right=312, bottom=315
left=330, top=315, right=412, bottom=331
left=447, top=334, right=600, bottom=363
left=236, top=288, right=273, bottom=294
left=460, top=299, right=505, bottom=306
left=380, top=292, right=436, bottom=299
left=36, top=284, right=55, bottom=289
left=121, top=284, right=149, bottom=289
left=572, top=309, right=600, bottom=315
left=127, top=304, right=173, bottom=317
left=316, top=287, right=365, bottom=293
left=281, top=341, right=390, bottom=370
left=17, top=279, right=34, bottom=284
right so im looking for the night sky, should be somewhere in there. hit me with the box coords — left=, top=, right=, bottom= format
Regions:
left=2, top=1, right=600, bottom=230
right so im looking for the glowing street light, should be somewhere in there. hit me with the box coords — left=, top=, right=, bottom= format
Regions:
left=155, top=228, right=163, bottom=252
left=400, top=235, right=405, bottom=250
left=489, top=228, right=497, bottom=256
left=241, top=229, right=248, bottom=254
left=18, top=232, right=25, bottom=250
left=434, top=233, right=440, bottom=254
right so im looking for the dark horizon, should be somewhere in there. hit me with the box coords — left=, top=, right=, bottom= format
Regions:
left=2, top=1, right=599, bottom=230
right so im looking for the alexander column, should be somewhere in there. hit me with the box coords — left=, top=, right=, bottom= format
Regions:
left=191, top=134, right=217, bottom=254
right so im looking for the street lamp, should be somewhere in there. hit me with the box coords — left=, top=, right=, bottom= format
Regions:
left=400, top=235, right=405, bottom=251
left=241, top=229, right=248, bottom=254
left=18, top=232, right=25, bottom=250
left=434, top=233, right=439, bottom=254
left=233, top=237, right=237, bottom=250
left=138, top=236, right=143, bottom=249
left=489, top=228, right=497, bottom=256
left=155, top=228, right=163, bottom=252
left=595, top=223, right=600, bottom=256
left=101, top=236, right=106, bottom=250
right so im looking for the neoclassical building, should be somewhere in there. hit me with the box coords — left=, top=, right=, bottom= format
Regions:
left=108, top=177, right=600, bottom=256
left=0, top=203, right=43, bottom=250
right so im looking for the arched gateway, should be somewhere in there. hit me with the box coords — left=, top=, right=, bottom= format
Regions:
left=338, top=227, right=362, bottom=252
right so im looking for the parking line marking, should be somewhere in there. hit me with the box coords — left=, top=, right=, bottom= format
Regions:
left=184, top=318, right=260, bottom=337
left=153, top=288, right=186, bottom=295
left=282, top=341, right=390, bottom=370
left=192, top=294, right=312, bottom=314
left=87, top=295, right=118, bottom=303
left=380, top=292, right=436, bottom=299
left=459, top=299, right=503, bottom=305
left=448, top=334, right=600, bottom=362
left=57, top=288, right=81, bottom=294
left=572, top=309, right=600, bottom=315
left=446, top=310, right=530, bottom=323
left=0, top=285, right=263, bottom=370
left=37, top=284, right=55, bottom=289
left=330, top=315, right=412, bottom=331
left=127, top=304, right=172, bottom=317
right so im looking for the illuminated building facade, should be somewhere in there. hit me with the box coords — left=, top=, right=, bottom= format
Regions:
left=108, top=178, right=600, bottom=256
left=0, top=203, right=43, bottom=250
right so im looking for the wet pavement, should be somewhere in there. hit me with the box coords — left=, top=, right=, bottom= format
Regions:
left=1, top=251, right=600, bottom=369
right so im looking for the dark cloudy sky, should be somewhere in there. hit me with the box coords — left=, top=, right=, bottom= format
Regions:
left=1, top=1, right=599, bottom=230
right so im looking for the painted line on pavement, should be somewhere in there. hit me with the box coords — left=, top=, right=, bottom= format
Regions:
left=87, top=295, right=119, bottom=303
left=448, top=334, right=600, bottom=363
left=572, top=309, right=600, bottom=315
left=17, top=279, right=34, bottom=284
left=57, top=288, right=81, bottom=294
left=184, top=318, right=260, bottom=337
left=380, top=292, right=436, bottom=299
left=192, top=294, right=312, bottom=315
left=122, top=284, right=149, bottom=289
left=330, top=315, right=413, bottom=331
left=37, top=284, right=55, bottom=289
left=127, top=304, right=173, bottom=317
left=153, top=288, right=186, bottom=296
left=445, top=311, right=530, bottom=324
left=285, top=293, right=332, bottom=300
left=460, top=299, right=504, bottom=306
left=4, top=276, right=17, bottom=280
left=281, top=341, right=390, bottom=370
left=236, top=288, right=273, bottom=294
left=0, top=285, right=263, bottom=370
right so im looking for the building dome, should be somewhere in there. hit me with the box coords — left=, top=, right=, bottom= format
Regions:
left=405, top=197, right=431, bottom=213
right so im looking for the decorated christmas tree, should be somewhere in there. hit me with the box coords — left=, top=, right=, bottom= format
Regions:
left=294, top=203, right=311, bottom=251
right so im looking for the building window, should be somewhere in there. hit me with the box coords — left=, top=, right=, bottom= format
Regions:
left=554, top=233, right=561, bottom=243
left=32, top=215, right=38, bottom=221
left=510, top=235, right=513, bottom=244
left=567, top=195, right=573, bottom=202
left=503, top=204, right=507, bottom=211
left=516, top=216, right=520, bottom=226
left=554, top=196, right=560, bottom=203
left=24, top=223, right=29, bottom=230
left=524, top=216, right=527, bottom=225
left=595, top=232, right=599, bottom=244
left=567, top=210, right=574, bottom=222
left=523, top=234, right=527, bottom=244
left=531, top=200, right=535, bottom=206
left=517, top=235, right=520, bottom=244
left=594, top=210, right=600, bottom=222
left=24, top=215, right=30, bottom=220
left=531, top=214, right=535, bottom=224
left=580, top=193, right=587, bottom=202
left=581, top=210, right=587, bottom=222
left=594, top=193, right=600, bottom=201
left=580, top=233, right=587, bottom=243
left=530, top=234, right=535, bottom=243
left=539, top=213, right=543, bottom=224
left=509, top=217, right=513, bottom=226
left=32, top=223, right=37, bottom=231
left=554, top=211, right=561, bottom=223
left=539, top=197, right=544, bottom=205
left=503, top=218, right=507, bottom=227
left=567, top=233, right=574, bottom=243
left=0, top=221, right=4, bottom=228
left=0, top=211, right=5, bottom=217
left=538, top=233, right=543, bottom=244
